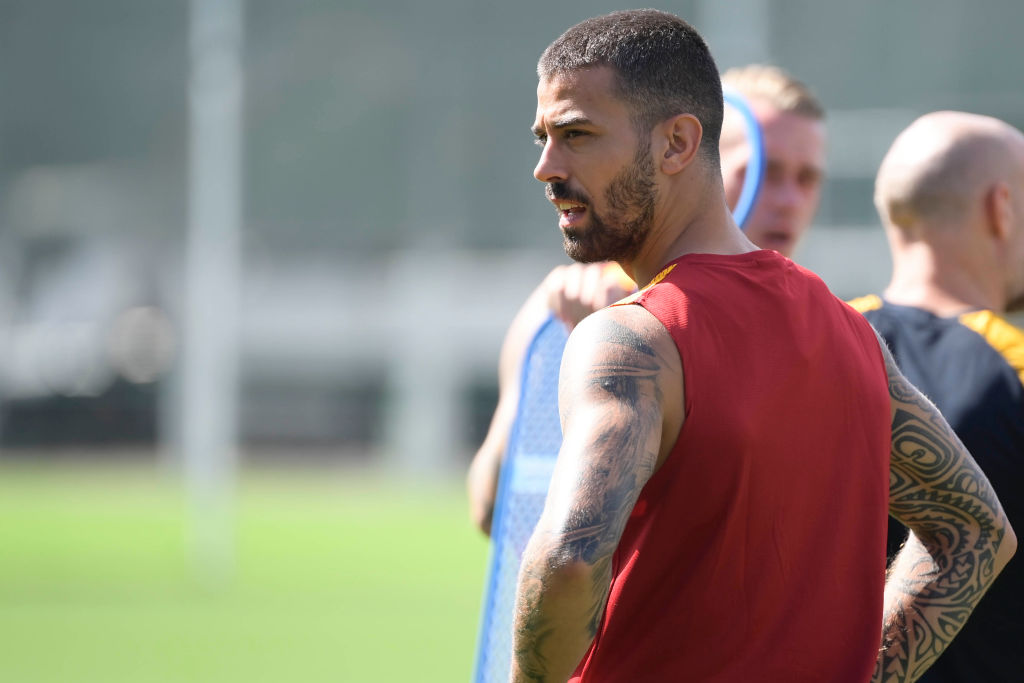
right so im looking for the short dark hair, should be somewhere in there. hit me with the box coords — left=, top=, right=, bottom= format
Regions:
left=538, top=9, right=723, bottom=164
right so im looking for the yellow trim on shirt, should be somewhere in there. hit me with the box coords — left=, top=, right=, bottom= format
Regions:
left=610, top=263, right=677, bottom=307
left=846, top=294, right=884, bottom=314
left=959, top=310, right=1024, bottom=386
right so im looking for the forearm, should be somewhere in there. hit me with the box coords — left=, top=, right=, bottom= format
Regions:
left=467, top=402, right=512, bottom=535
left=466, top=445, right=501, bottom=535
left=874, top=521, right=1016, bottom=683
left=874, top=334, right=1018, bottom=681
left=873, top=533, right=939, bottom=683
left=511, top=537, right=611, bottom=683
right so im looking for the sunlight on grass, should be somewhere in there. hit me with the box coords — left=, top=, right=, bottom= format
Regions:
left=0, top=461, right=490, bottom=682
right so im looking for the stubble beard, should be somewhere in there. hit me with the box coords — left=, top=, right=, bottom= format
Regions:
left=560, top=144, right=658, bottom=264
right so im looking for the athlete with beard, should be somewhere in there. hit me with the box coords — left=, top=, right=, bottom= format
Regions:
left=509, top=10, right=1015, bottom=683
left=467, top=65, right=826, bottom=535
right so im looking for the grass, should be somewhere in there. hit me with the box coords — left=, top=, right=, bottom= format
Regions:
left=0, top=461, right=490, bottom=682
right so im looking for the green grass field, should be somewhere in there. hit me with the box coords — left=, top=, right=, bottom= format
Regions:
left=0, top=461, right=490, bottom=682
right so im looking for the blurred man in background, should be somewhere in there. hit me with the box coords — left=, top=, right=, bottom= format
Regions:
left=850, top=110, right=1024, bottom=682
left=467, top=63, right=826, bottom=534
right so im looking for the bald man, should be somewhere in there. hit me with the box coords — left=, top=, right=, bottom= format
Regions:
left=850, top=111, right=1024, bottom=682
left=468, top=65, right=826, bottom=534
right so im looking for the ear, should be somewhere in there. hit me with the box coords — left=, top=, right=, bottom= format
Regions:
left=986, top=181, right=1013, bottom=241
left=659, top=114, right=703, bottom=176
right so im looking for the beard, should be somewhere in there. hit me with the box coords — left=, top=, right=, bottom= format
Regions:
left=547, top=142, right=658, bottom=264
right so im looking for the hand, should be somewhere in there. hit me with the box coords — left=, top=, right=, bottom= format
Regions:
left=543, top=263, right=635, bottom=329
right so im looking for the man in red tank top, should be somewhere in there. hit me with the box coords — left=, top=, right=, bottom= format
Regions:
left=511, top=9, right=1016, bottom=683
left=468, top=63, right=827, bottom=537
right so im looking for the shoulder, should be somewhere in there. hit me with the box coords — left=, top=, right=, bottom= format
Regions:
left=561, top=304, right=685, bottom=463
left=560, top=304, right=683, bottom=411
left=565, top=303, right=676, bottom=366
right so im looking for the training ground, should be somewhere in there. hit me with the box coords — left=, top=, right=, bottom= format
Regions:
left=0, top=454, right=488, bottom=682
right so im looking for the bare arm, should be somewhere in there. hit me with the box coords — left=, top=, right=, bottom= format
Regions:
left=467, top=280, right=550, bottom=535
left=509, top=305, right=681, bottom=682
left=466, top=263, right=634, bottom=535
left=874, top=335, right=1017, bottom=682
left=545, top=263, right=633, bottom=331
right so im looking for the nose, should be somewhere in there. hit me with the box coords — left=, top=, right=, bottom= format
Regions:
left=767, top=177, right=803, bottom=212
left=534, top=141, right=569, bottom=184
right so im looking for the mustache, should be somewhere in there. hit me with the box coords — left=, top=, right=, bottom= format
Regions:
left=545, top=182, right=590, bottom=205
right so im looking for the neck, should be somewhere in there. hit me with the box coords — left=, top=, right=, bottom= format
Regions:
left=622, top=173, right=759, bottom=287
left=885, top=242, right=1004, bottom=315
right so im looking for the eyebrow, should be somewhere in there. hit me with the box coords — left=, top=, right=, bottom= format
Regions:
left=764, top=158, right=826, bottom=175
left=531, top=115, right=596, bottom=137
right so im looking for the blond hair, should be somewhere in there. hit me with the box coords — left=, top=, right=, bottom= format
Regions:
left=722, top=64, right=824, bottom=120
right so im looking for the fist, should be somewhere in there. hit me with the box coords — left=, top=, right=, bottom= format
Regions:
left=543, top=262, right=635, bottom=329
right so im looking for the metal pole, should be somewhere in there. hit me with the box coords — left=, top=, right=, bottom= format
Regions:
left=182, top=0, right=244, bottom=586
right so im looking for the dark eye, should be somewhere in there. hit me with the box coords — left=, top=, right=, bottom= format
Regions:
left=534, top=134, right=548, bottom=147
left=763, top=162, right=784, bottom=183
left=564, top=130, right=586, bottom=139
left=797, top=168, right=822, bottom=189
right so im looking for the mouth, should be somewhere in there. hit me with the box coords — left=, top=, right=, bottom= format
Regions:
left=552, top=199, right=588, bottom=229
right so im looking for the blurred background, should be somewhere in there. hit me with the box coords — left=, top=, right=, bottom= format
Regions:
left=1, top=0, right=1023, bottom=681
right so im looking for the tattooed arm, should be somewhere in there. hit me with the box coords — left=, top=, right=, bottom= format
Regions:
left=509, top=304, right=682, bottom=683
left=874, top=335, right=1017, bottom=683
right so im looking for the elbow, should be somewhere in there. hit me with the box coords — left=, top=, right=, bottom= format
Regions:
left=551, top=557, right=600, bottom=584
left=531, top=541, right=608, bottom=587
left=520, top=537, right=604, bottom=588
left=519, top=555, right=598, bottom=599
left=469, top=500, right=494, bottom=537
left=466, top=454, right=499, bottom=537
left=465, top=475, right=495, bottom=537
left=998, top=519, right=1018, bottom=571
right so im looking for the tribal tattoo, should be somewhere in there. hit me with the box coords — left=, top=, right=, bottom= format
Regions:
left=873, top=337, right=1013, bottom=683
left=510, top=308, right=675, bottom=683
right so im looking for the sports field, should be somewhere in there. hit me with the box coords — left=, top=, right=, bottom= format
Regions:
left=0, top=460, right=490, bottom=682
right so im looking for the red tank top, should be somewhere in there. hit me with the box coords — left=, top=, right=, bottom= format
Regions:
left=570, top=251, right=891, bottom=682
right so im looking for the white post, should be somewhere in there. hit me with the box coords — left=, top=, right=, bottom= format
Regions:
left=384, top=252, right=463, bottom=478
left=182, top=0, right=244, bottom=586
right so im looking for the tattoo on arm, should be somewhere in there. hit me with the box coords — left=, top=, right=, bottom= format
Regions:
left=511, top=312, right=670, bottom=682
left=874, top=338, right=1011, bottom=683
